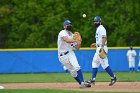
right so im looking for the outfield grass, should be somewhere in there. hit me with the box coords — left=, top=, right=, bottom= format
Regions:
left=0, top=72, right=140, bottom=93
left=0, top=72, right=140, bottom=83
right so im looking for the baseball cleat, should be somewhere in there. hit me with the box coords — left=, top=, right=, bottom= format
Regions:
left=109, top=77, right=117, bottom=86
left=86, top=79, right=95, bottom=85
left=80, top=82, right=91, bottom=88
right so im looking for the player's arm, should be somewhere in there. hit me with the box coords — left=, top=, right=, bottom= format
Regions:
left=134, top=51, right=137, bottom=56
left=127, top=56, right=129, bottom=62
left=102, top=36, right=106, bottom=47
left=126, top=52, right=129, bottom=62
left=63, top=36, right=81, bottom=50
left=62, top=36, right=75, bottom=43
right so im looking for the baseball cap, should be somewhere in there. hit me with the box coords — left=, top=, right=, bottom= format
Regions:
left=94, top=16, right=101, bottom=22
left=63, top=20, right=72, bottom=26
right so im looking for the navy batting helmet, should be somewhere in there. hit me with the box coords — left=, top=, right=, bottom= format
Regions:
left=63, top=20, right=72, bottom=26
left=94, top=16, right=101, bottom=22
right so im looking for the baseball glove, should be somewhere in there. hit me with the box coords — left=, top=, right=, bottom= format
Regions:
left=90, top=43, right=96, bottom=48
left=99, top=48, right=107, bottom=59
left=73, top=32, right=82, bottom=42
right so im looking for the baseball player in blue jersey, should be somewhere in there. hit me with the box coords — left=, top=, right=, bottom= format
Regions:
left=87, top=16, right=117, bottom=86
left=57, top=20, right=91, bottom=88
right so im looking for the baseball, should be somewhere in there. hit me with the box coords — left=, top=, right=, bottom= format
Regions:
left=82, top=14, right=86, bottom=18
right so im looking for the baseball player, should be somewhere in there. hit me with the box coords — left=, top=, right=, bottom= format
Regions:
left=57, top=20, right=91, bottom=88
left=87, top=16, right=117, bottom=86
left=126, top=46, right=137, bottom=72
left=138, top=50, right=140, bottom=72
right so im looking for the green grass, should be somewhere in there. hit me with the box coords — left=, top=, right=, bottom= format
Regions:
left=0, top=89, right=139, bottom=93
left=0, top=72, right=140, bottom=93
left=0, top=72, right=140, bottom=83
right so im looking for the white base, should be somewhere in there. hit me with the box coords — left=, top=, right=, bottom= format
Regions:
left=0, top=86, right=4, bottom=89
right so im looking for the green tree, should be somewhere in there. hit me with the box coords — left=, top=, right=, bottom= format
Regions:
left=0, top=0, right=140, bottom=48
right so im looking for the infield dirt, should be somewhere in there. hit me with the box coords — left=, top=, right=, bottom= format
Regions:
left=1, top=82, right=140, bottom=92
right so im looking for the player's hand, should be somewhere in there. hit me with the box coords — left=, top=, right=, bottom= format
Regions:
left=90, top=43, right=96, bottom=48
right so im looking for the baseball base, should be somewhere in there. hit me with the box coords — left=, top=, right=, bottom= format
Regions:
left=0, top=86, right=4, bottom=89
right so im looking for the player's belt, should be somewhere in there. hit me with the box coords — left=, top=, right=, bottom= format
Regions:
left=60, top=51, right=69, bottom=56
left=97, top=44, right=106, bottom=47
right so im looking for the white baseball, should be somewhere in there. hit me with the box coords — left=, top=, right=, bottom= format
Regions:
left=0, top=86, right=4, bottom=89
left=82, top=14, right=86, bottom=18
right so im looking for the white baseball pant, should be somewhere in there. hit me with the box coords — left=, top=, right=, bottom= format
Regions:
left=58, top=51, right=80, bottom=77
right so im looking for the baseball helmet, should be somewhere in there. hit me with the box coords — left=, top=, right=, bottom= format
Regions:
left=94, top=16, right=101, bottom=22
left=63, top=20, right=72, bottom=26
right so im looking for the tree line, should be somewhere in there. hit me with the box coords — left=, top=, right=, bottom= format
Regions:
left=0, top=0, right=140, bottom=48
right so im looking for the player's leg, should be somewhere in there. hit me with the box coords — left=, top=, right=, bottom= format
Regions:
left=86, top=53, right=100, bottom=85
left=138, top=67, right=140, bottom=72
left=101, top=57, right=117, bottom=86
left=91, top=53, right=100, bottom=80
left=101, top=58, right=115, bottom=78
left=63, top=66, right=69, bottom=73
left=105, top=66, right=116, bottom=79
left=100, top=46, right=115, bottom=79
left=91, top=68, right=98, bottom=81
left=68, top=51, right=91, bottom=88
left=129, top=61, right=133, bottom=72
left=69, top=51, right=84, bottom=83
left=132, top=61, right=135, bottom=72
left=138, top=61, right=140, bottom=72
left=59, top=53, right=81, bottom=84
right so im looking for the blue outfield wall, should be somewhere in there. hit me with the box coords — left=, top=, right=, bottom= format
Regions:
left=0, top=48, right=140, bottom=73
